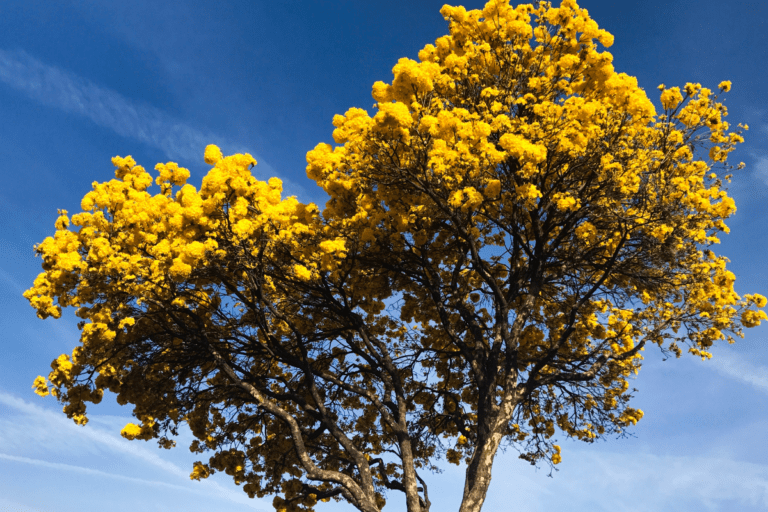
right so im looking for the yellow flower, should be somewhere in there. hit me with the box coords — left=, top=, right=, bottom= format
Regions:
left=484, top=179, right=501, bottom=198
left=190, top=462, right=211, bottom=481
left=516, top=183, right=542, bottom=200
left=294, top=265, right=313, bottom=281
left=741, top=309, right=767, bottom=328
left=32, top=376, right=50, bottom=397
left=120, top=423, right=143, bottom=439
left=751, top=294, right=767, bottom=308
left=552, top=445, right=562, bottom=465
left=718, top=81, right=732, bottom=92
left=660, top=87, right=683, bottom=109
left=204, top=144, right=224, bottom=165
left=54, top=210, right=70, bottom=230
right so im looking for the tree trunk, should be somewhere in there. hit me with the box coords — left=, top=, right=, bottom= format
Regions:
left=457, top=430, right=505, bottom=512
left=399, top=435, right=427, bottom=512
left=458, top=389, right=520, bottom=512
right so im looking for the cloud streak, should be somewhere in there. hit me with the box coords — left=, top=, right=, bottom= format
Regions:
left=746, top=124, right=768, bottom=187
left=0, top=48, right=312, bottom=204
left=549, top=450, right=768, bottom=511
left=0, top=49, right=273, bottom=177
left=0, top=391, right=263, bottom=508
left=0, top=452, right=212, bottom=495
left=459, top=447, right=768, bottom=512
left=709, top=349, right=768, bottom=394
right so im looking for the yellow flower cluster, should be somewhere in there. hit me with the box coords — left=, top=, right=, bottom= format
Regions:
left=301, top=0, right=762, bottom=466
left=23, top=143, right=338, bottom=425
left=551, top=444, right=562, bottom=465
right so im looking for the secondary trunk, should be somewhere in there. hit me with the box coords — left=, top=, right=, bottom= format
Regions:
left=458, top=389, right=520, bottom=512
left=457, top=430, right=505, bottom=512
left=399, top=436, right=427, bottom=512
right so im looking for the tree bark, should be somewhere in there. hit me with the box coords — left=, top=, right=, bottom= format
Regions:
left=399, top=434, right=427, bottom=512
left=458, top=387, right=520, bottom=512
left=458, top=429, right=505, bottom=512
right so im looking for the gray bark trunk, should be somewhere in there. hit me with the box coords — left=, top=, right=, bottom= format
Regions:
left=458, top=389, right=519, bottom=512
left=457, top=430, right=505, bottom=512
left=399, top=436, right=427, bottom=512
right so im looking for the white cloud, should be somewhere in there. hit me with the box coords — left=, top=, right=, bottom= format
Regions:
left=553, top=450, right=768, bottom=511
left=0, top=266, right=28, bottom=295
left=745, top=122, right=768, bottom=186
left=708, top=349, right=768, bottom=394
left=0, top=452, right=211, bottom=494
left=0, top=48, right=275, bottom=178
left=468, top=448, right=768, bottom=512
left=3, top=388, right=766, bottom=511
left=0, top=390, right=265, bottom=509
left=752, top=155, right=768, bottom=187
left=0, top=496, right=50, bottom=512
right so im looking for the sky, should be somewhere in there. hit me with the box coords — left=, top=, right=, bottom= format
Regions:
left=1, top=0, right=767, bottom=510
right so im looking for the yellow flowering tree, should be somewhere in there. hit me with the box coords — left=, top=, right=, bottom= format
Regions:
left=25, top=1, right=765, bottom=512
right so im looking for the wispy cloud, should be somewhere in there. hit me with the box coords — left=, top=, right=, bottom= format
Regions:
left=752, top=155, right=768, bottom=187
left=709, top=349, right=768, bottom=394
left=0, top=48, right=310, bottom=202
left=550, top=450, right=768, bottom=511
left=0, top=391, right=264, bottom=509
left=451, top=448, right=768, bottom=512
left=0, top=497, right=50, bottom=512
left=0, top=452, right=212, bottom=495
left=0, top=49, right=273, bottom=176
left=746, top=122, right=768, bottom=186
left=0, top=266, right=28, bottom=295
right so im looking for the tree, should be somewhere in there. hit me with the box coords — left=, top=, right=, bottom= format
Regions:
left=24, top=0, right=766, bottom=511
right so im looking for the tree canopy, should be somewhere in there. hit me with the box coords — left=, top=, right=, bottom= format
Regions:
left=25, top=1, right=766, bottom=511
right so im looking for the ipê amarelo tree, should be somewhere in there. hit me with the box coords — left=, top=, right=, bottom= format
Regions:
left=25, top=1, right=766, bottom=511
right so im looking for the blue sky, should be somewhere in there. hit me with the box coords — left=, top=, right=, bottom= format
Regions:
left=1, top=0, right=767, bottom=510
